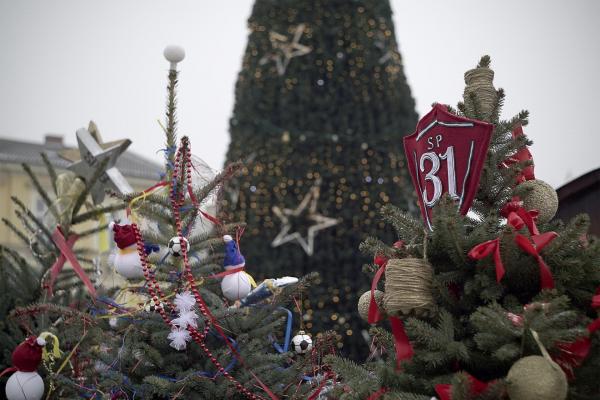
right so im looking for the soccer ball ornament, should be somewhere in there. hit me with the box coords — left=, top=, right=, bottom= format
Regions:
left=168, top=236, right=190, bottom=257
left=292, top=330, right=313, bottom=354
left=110, top=222, right=144, bottom=279
left=221, top=235, right=254, bottom=302
left=505, top=355, right=567, bottom=400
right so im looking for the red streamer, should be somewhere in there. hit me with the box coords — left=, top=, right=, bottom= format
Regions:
left=307, top=372, right=334, bottom=400
left=48, top=227, right=97, bottom=298
left=501, top=124, right=535, bottom=183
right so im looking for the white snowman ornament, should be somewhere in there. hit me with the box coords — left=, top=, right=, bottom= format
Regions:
left=4, top=333, right=60, bottom=400
left=110, top=222, right=144, bottom=279
left=292, top=330, right=313, bottom=354
left=221, top=235, right=255, bottom=302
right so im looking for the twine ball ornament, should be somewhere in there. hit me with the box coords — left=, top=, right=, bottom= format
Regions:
left=384, top=258, right=435, bottom=318
left=513, top=179, right=558, bottom=223
left=358, top=290, right=384, bottom=321
left=463, top=66, right=497, bottom=121
left=506, top=355, right=567, bottom=400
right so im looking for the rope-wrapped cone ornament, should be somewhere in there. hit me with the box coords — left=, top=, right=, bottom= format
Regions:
left=384, top=258, right=434, bottom=318
left=463, top=66, right=497, bottom=121
left=513, top=179, right=558, bottom=223
left=358, top=289, right=384, bottom=321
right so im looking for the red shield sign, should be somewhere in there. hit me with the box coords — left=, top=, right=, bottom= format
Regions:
left=403, top=104, right=493, bottom=230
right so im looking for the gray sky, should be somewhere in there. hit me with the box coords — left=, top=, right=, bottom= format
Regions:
left=1, top=0, right=598, bottom=188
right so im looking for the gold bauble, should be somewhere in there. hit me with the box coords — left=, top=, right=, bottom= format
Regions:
left=383, top=258, right=434, bottom=318
left=513, top=179, right=558, bottom=223
left=506, top=355, right=567, bottom=400
left=357, top=290, right=384, bottom=321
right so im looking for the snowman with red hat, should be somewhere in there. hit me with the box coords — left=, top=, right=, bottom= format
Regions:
left=1, top=332, right=61, bottom=400
left=109, top=221, right=145, bottom=279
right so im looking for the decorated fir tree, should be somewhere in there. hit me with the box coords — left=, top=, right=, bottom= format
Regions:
left=326, top=57, right=600, bottom=400
left=2, top=46, right=337, bottom=400
left=223, top=0, right=418, bottom=358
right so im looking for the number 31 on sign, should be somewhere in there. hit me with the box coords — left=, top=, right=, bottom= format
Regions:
left=403, top=104, right=493, bottom=230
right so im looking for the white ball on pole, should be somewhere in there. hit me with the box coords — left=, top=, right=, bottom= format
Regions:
left=163, top=45, right=185, bottom=70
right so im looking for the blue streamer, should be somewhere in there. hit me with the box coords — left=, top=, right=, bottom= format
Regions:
left=270, top=307, right=293, bottom=353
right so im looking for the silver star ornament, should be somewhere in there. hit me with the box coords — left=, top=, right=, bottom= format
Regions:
left=67, top=128, right=133, bottom=204
left=271, top=181, right=340, bottom=256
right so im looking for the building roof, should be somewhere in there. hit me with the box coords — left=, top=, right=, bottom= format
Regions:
left=557, top=167, right=600, bottom=202
left=0, top=135, right=162, bottom=180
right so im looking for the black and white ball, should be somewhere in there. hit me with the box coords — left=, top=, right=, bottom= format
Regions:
left=144, top=299, right=163, bottom=313
left=292, top=330, right=313, bottom=354
left=168, top=236, right=189, bottom=257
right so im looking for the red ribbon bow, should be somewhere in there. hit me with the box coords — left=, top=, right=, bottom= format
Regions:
left=47, top=227, right=97, bottom=298
left=468, top=200, right=557, bottom=289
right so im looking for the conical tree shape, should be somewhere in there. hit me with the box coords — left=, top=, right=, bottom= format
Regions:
left=223, top=0, right=418, bottom=357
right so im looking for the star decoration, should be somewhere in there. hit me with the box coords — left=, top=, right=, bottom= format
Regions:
left=67, top=127, right=133, bottom=204
left=259, top=23, right=312, bottom=76
left=271, top=180, right=340, bottom=256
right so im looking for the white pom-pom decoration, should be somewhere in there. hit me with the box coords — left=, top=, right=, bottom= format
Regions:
left=292, top=330, right=313, bottom=354
left=168, top=236, right=189, bottom=257
left=174, top=291, right=196, bottom=313
left=172, top=310, right=198, bottom=329
left=168, top=326, right=191, bottom=351
left=163, top=45, right=185, bottom=70
left=5, top=371, right=44, bottom=400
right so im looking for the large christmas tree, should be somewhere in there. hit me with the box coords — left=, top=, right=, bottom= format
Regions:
left=223, top=0, right=418, bottom=358
left=327, top=57, right=600, bottom=400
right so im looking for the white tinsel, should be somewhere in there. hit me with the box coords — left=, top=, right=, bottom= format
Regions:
left=171, top=310, right=199, bottom=329
left=168, top=326, right=191, bottom=351
left=174, top=291, right=196, bottom=312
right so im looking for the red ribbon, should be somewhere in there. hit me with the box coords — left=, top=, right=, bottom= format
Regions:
left=368, top=253, right=414, bottom=370
left=368, top=255, right=388, bottom=324
left=206, top=266, right=245, bottom=280
left=592, top=287, right=600, bottom=308
left=390, top=316, right=414, bottom=368
left=47, top=227, right=97, bottom=298
left=514, top=232, right=557, bottom=289
left=554, top=319, right=600, bottom=379
left=469, top=199, right=557, bottom=289
left=435, top=374, right=490, bottom=400
left=468, top=238, right=504, bottom=282
left=501, top=125, right=535, bottom=183
left=367, top=387, right=388, bottom=400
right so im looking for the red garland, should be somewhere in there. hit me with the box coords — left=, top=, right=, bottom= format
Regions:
left=130, top=139, right=275, bottom=400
